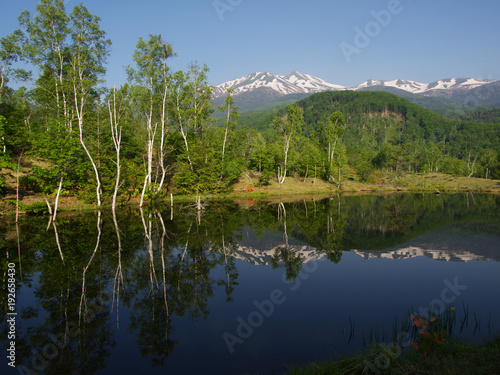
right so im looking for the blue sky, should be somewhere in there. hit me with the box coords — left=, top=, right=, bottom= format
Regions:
left=2, top=0, right=500, bottom=87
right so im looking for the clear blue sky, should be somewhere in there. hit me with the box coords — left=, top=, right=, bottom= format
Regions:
left=2, top=0, right=500, bottom=87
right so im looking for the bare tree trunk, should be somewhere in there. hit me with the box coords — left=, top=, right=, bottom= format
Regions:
left=75, top=94, right=101, bottom=206
left=467, top=150, right=477, bottom=178
left=337, top=167, right=342, bottom=190
left=170, top=193, right=174, bottom=221
left=174, top=87, right=194, bottom=171
left=111, top=204, right=124, bottom=327
left=53, top=221, right=65, bottom=264
left=157, top=211, right=170, bottom=342
left=220, top=101, right=232, bottom=179
left=15, top=152, right=23, bottom=224
left=79, top=210, right=102, bottom=324
left=140, top=102, right=157, bottom=206
left=108, top=88, right=122, bottom=211
left=53, top=175, right=63, bottom=222
left=44, top=197, right=53, bottom=217
left=278, top=135, right=291, bottom=185
left=140, top=207, right=157, bottom=288
left=157, top=80, right=169, bottom=194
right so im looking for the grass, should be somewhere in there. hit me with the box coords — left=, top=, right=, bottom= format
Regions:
left=398, top=172, right=500, bottom=193
left=286, top=338, right=500, bottom=375
left=231, top=171, right=500, bottom=199
left=286, top=305, right=499, bottom=375
left=2, top=168, right=500, bottom=216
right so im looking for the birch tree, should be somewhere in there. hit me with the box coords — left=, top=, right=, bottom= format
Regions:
left=272, top=104, right=303, bottom=185
left=107, top=85, right=130, bottom=210
left=170, top=63, right=214, bottom=172
left=318, top=111, right=346, bottom=182
left=19, top=0, right=73, bottom=131
left=171, top=70, right=193, bottom=170
left=185, top=62, right=214, bottom=139
left=19, top=0, right=110, bottom=206
left=69, top=4, right=111, bottom=207
left=217, top=88, right=239, bottom=179
left=128, top=34, right=175, bottom=206
left=156, top=39, right=175, bottom=194
left=0, top=30, right=30, bottom=105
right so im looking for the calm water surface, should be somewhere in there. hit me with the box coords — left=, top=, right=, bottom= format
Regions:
left=1, top=193, right=500, bottom=374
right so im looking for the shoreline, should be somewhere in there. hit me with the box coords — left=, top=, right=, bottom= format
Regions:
left=2, top=172, right=499, bottom=216
left=287, top=337, right=500, bottom=375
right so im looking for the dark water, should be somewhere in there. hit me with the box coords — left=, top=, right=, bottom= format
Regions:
left=1, top=193, right=500, bottom=374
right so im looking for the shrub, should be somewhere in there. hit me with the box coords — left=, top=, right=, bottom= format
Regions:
left=24, top=201, right=50, bottom=215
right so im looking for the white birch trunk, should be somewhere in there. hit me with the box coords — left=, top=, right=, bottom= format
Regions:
left=108, top=88, right=122, bottom=211
left=73, top=63, right=101, bottom=206
left=220, top=102, right=231, bottom=179
left=174, top=87, right=194, bottom=171
left=53, top=175, right=63, bottom=222
left=140, top=80, right=157, bottom=207
left=278, top=135, right=291, bottom=185
left=157, top=78, right=169, bottom=194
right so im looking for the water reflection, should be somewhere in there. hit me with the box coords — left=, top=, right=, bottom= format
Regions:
left=1, top=193, right=499, bottom=374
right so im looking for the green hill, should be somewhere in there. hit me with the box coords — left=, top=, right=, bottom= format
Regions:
left=240, top=90, right=500, bottom=158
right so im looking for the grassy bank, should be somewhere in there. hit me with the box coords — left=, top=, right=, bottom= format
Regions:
left=286, top=338, right=500, bottom=375
left=229, top=171, right=500, bottom=198
left=2, top=169, right=500, bottom=216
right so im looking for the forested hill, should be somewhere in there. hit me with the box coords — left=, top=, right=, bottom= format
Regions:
left=242, top=91, right=500, bottom=158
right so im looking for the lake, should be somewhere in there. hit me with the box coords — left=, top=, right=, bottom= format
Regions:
left=1, top=193, right=500, bottom=374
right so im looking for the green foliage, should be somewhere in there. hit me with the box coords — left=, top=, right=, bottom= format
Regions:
left=2, top=2, right=500, bottom=208
left=256, top=170, right=273, bottom=187
left=23, top=201, right=50, bottom=215
left=348, top=147, right=377, bottom=183
left=173, top=145, right=226, bottom=194
left=0, top=174, right=5, bottom=196
left=241, top=90, right=500, bottom=179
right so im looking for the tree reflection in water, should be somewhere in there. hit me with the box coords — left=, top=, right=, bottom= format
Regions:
left=1, top=194, right=499, bottom=373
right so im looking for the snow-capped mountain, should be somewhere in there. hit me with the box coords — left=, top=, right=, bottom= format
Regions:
left=213, top=72, right=494, bottom=98
left=354, top=78, right=428, bottom=93
left=213, top=71, right=345, bottom=98
left=213, top=72, right=499, bottom=111
left=354, top=77, right=493, bottom=94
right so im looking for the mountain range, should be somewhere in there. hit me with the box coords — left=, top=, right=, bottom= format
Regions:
left=212, top=71, right=500, bottom=112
